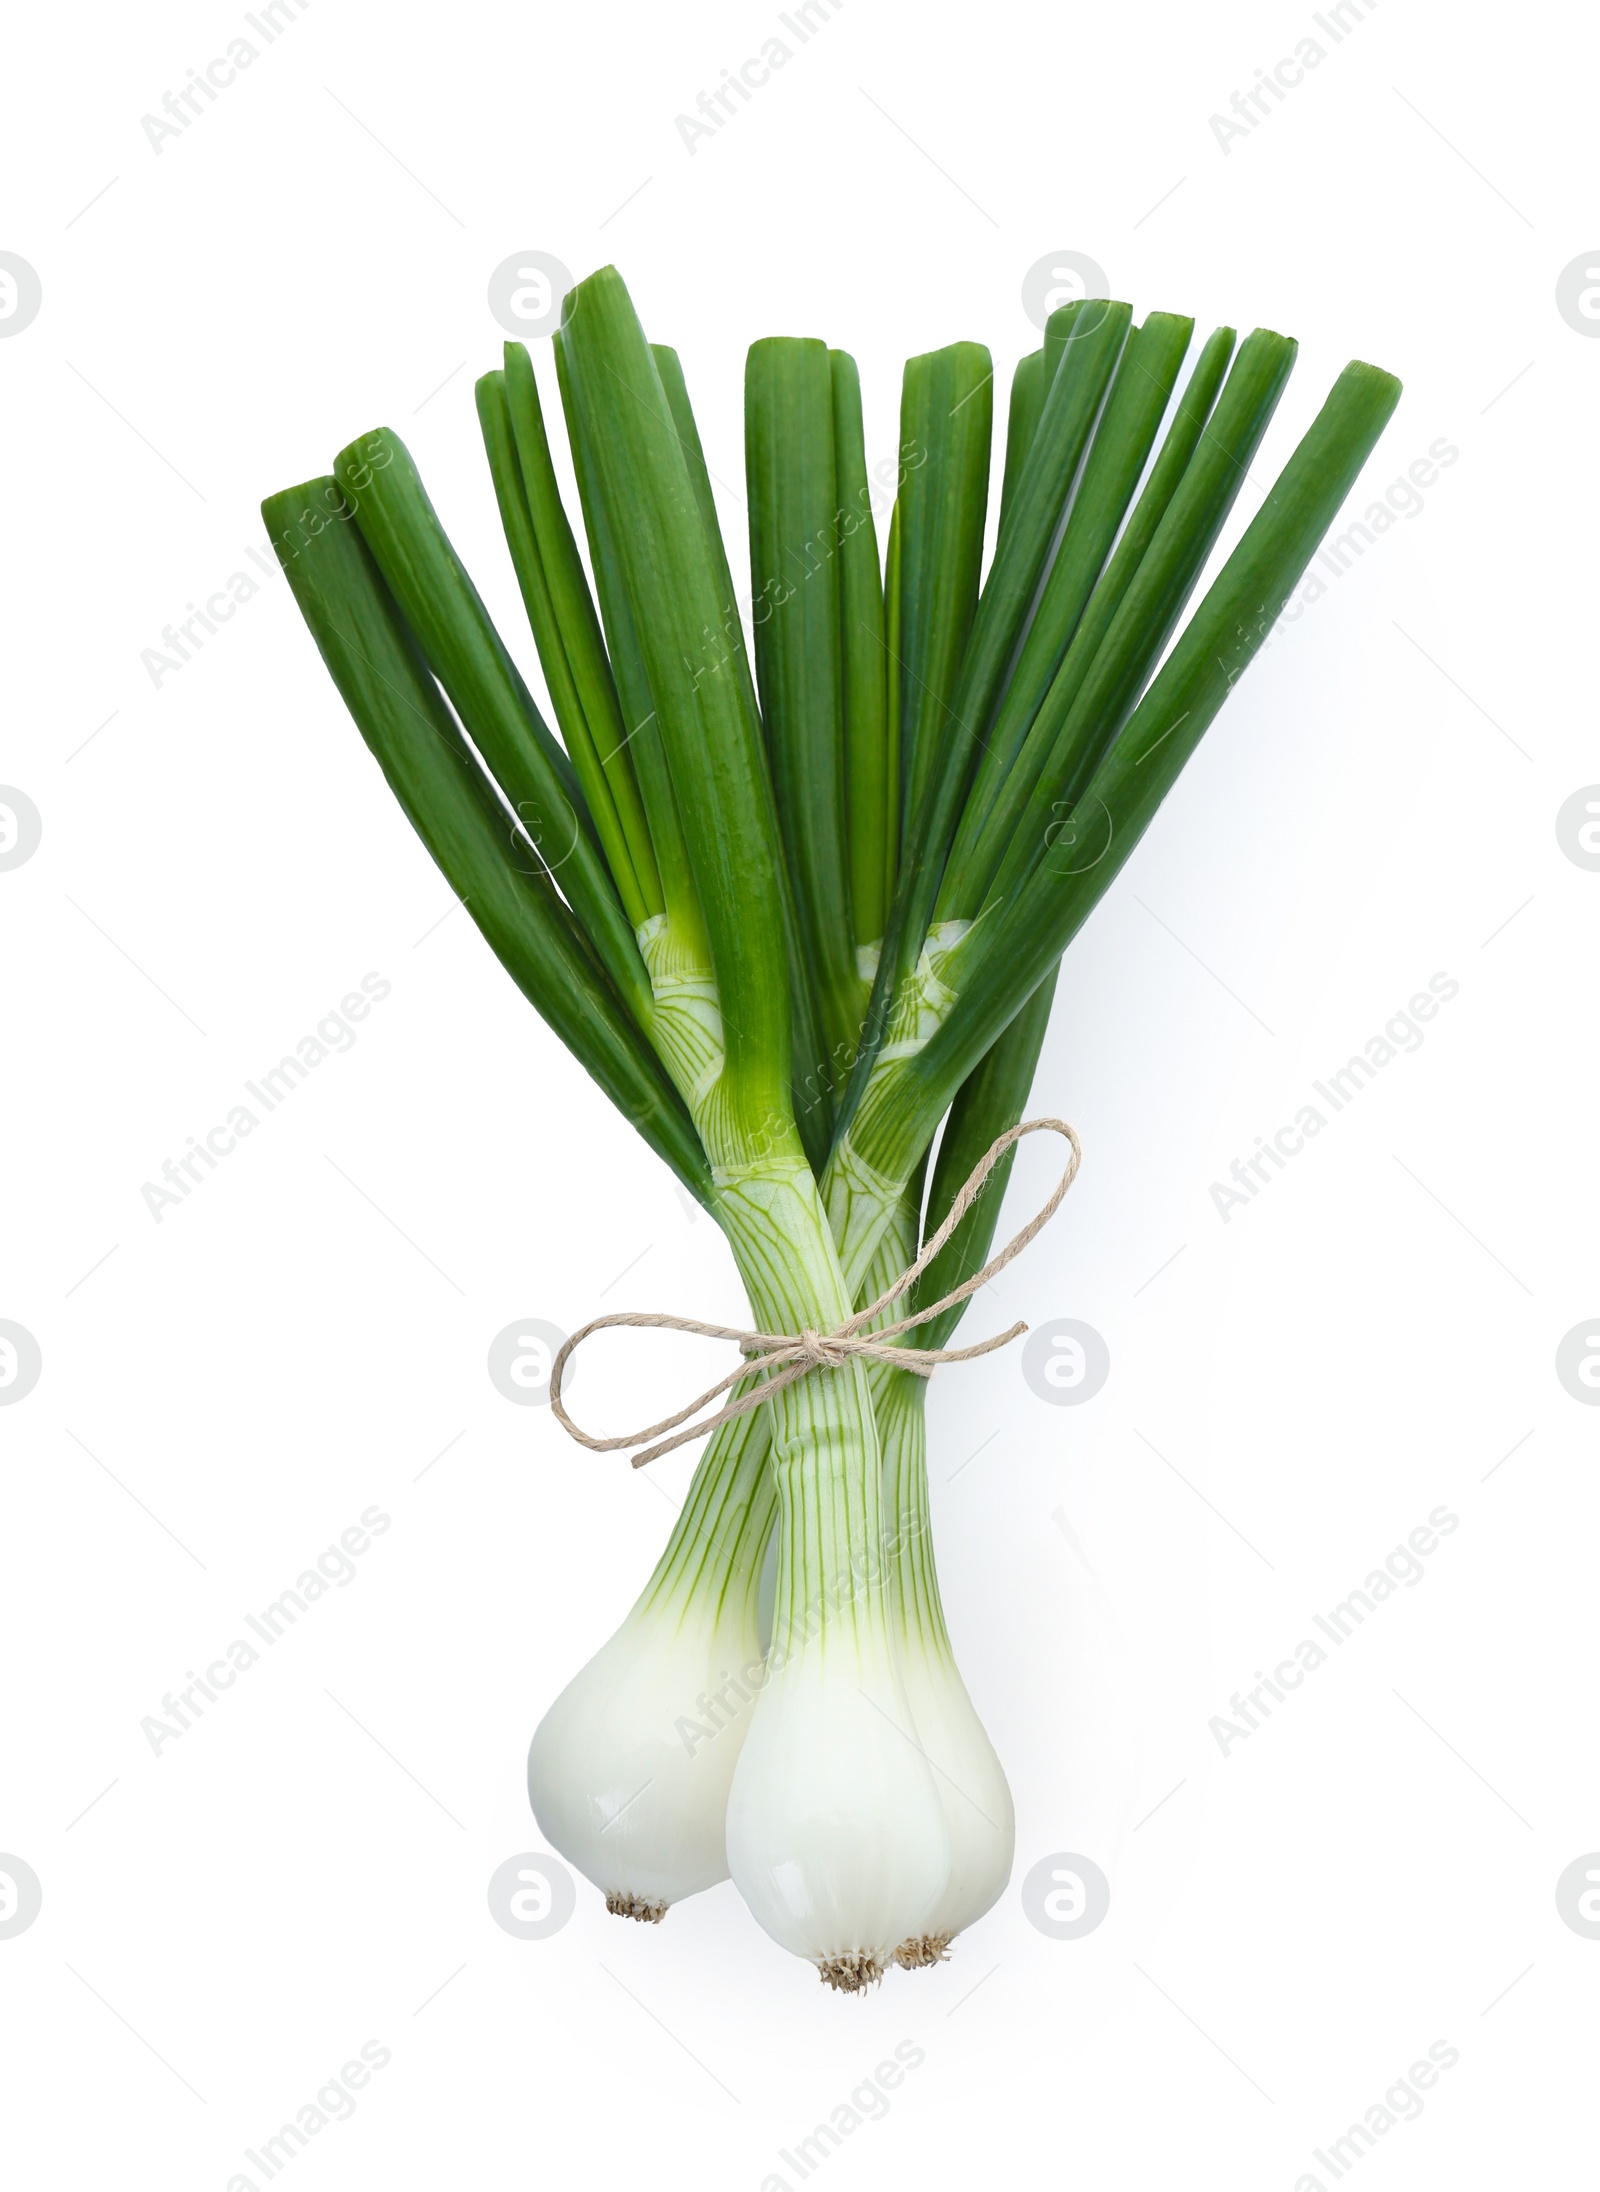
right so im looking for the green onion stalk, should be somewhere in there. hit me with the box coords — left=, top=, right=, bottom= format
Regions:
left=262, top=264, right=1399, bottom=1991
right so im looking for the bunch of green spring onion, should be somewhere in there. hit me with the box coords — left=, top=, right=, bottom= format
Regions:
left=263, top=265, right=1398, bottom=1991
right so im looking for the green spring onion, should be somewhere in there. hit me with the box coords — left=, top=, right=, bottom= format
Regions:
left=263, top=263, right=1400, bottom=1992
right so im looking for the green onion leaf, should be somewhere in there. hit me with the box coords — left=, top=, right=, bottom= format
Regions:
left=871, top=356, right=1405, bottom=1177
left=842, top=302, right=1128, bottom=1154
left=332, top=427, right=655, bottom=1035
left=977, top=326, right=1297, bottom=918
left=477, top=368, right=652, bottom=930
left=882, top=497, right=903, bottom=921
left=551, top=329, right=706, bottom=957
left=998, top=349, right=1045, bottom=534
left=261, top=481, right=713, bottom=1208
left=911, top=967, right=1058, bottom=1350
left=893, top=342, right=994, bottom=844
left=659, top=339, right=834, bottom=1170
left=499, top=342, right=664, bottom=917
left=557, top=267, right=793, bottom=1141
left=831, top=348, right=891, bottom=960
left=941, top=310, right=1194, bottom=906
left=745, top=337, right=859, bottom=1094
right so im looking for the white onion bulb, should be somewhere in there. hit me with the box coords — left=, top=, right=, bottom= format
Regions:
left=726, top=1582, right=951, bottom=1989
left=529, top=1595, right=767, bottom=1920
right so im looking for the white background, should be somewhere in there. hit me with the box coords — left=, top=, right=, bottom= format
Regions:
left=2, top=0, right=1595, bottom=2184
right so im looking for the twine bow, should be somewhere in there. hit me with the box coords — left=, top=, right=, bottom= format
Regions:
left=549, top=1117, right=1081, bottom=1469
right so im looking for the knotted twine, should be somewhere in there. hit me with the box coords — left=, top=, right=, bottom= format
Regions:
left=549, top=1117, right=1081, bottom=1470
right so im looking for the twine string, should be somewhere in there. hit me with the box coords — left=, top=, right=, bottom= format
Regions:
left=548, top=1117, right=1081, bottom=1469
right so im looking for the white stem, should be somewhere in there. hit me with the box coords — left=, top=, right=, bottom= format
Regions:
left=874, top=1365, right=1015, bottom=1960
left=715, top=1164, right=950, bottom=1985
